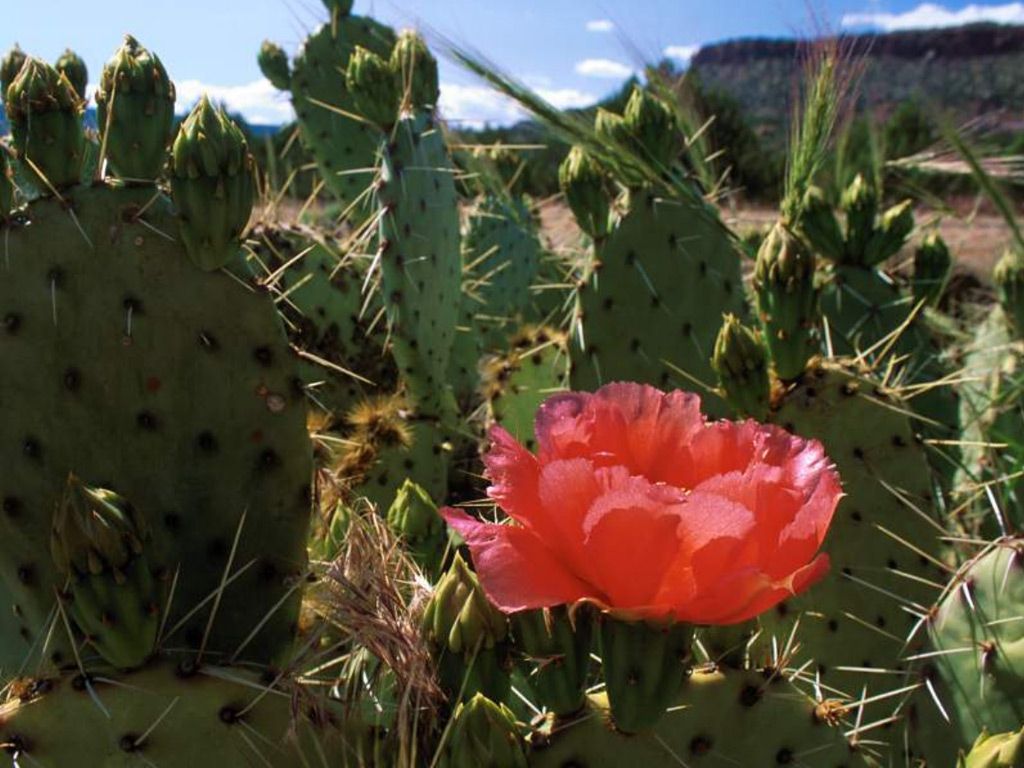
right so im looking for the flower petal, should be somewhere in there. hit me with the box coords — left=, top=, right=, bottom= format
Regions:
left=440, top=507, right=596, bottom=612
left=676, top=554, right=831, bottom=625
left=482, top=426, right=544, bottom=528
left=579, top=473, right=689, bottom=610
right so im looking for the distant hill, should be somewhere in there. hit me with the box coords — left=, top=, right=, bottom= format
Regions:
left=690, top=22, right=1024, bottom=134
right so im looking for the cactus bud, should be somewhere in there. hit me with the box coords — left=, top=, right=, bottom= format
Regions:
left=0, top=151, right=14, bottom=220
left=559, top=146, right=609, bottom=240
left=712, top=314, right=771, bottom=420
left=310, top=501, right=354, bottom=562
left=598, top=615, right=693, bottom=733
left=994, top=248, right=1024, bottom=338
left=913, top=232, right=952, bottom=307
left=864, top=198, right=914, bottom=266
left=386, top=479, right=447, bottom=579
left=622, top=86, right=678, bottom=169
left=51, top=476, right=160, bottom=669
left=753, top=222, right=819, bottom=381
left=54, top=48, right=88, bottom=99
left=391, top=30, right=439, bottom=112
left=95, top=36, right=176, bottom=183
left=6, top=57, right=85, bottom=191
left=797, top=185, right=844, bottom=262
left=170, top=96, right=255, bottom=271
left=346, top=46, right=399, bottom=128
left=422, top=554, right=512, bottom=702
left=594, top=107, right=630, bottom=147
left=840, top=173, right=878, bottom=263
left=321, top=0, right=355, bottom=16
left=959, top=728, right=1024, bottom=768
left=257, top=40, right=291, bottom=91
left=0, top=44, right=27, bottom=100
left=439, top=694, right=527, bottom=768
left=510, top=603, right=593, bottom=716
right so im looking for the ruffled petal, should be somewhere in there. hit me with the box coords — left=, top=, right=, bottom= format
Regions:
left=677, top=554, right=831, bottom=625
left=482, top=426, right=544, bottom=529
left=440, top=508, right=596, bottom=612
left=534, top=383, right=705, bottom=481
left=579, top=473, right=688, bottom=610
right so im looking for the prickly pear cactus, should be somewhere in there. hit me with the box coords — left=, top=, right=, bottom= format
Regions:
left=463, top=195, right=542, bottom=349
left=259, top=4, right=396, bottom=208
left=929, top=541, right=1024, bottom=751
left=527, top=666, right=869, bottom=767
left=959, top=306, right=1024, bottom=534
left=0, top=661, right=367, bottom=767
left=757, top=359, right=947, bottom=739
left=0, top=183, right=311, bottom=669
left=571, top=186, right=746, bottom=416
left=960, top=729, right=1024, bottom=768
left=483, top=327, right=569, bottom=451
left=246, top=222, right=396, bottom=415
left=562, top=90, right=747, bottom=416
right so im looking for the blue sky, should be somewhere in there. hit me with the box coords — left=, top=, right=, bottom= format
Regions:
left=4, top=1, right=1024, bottom=125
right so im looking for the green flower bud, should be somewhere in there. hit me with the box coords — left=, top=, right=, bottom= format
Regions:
left=594, top=107, right=629, bottom=146
left=558, top=146, right=609, bottom=240
left=0, top=151, right=14, bottom=219
left=796, top=185, right=844, bottom=262
left=440, top=694, right=527, bottom=768
left=95, top=36, right=176, bottom=182
left=864, top=198, right=914, bottom=266
left=753, top=222, right=818, bottom=381
left=598, top=615, right=693, bottom=733
left=959, top=728, right=1024, bottom=768
left=995, top=248, right=1024, bottom=338
left=346, top=46, right=399, bottom=128
left=170, top=96, right=255, bottom=271
left=712, top=314, right=771, bottom=420
left=0, top=44, right=27, bottom=100
left=510, top=603, right=593, bottom=716
left=387, top=479, right=447, bottom=579
left=54, top=48, right=88, bottom=99
left=257, top=40, right=291, bottom=91
left=321, top=0, right=355, bottom=16
left=51, top=475, right=160, bottom=669
left=622, top=86, right=678, bottom=169
left=912, top=232, right=952, bottom=307
left=422, top=554, right=511, bottom=702
left=840, top=173, right=878, bottom=263
left=390, top=30, right=439, bottom=112
left=6, top=57, right=85, bottom=191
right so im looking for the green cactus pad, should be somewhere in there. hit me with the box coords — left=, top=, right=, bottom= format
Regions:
left=483, top=327, right=569, bottom=451
left=377, top=111, right=461, bottom=420
left=759, top=359, right=947, bottom=735
left=463, top=195, right=542, bottom=350
left=0, top=185, right=311, bottom=670
left=288, top=15, right=396, bottom=207
left=246, top=223, right=395, bottom=416
left=820, top=263, right=960, bottom=446
left=0, top=662, right=368, bottom=767
left=527, top=666, right=869, bottom=767
left=930, top=541, right=1024, bottom=750
left=571, top=189, right=746, bottom=417
left=335, top=393, right=448, bottom=512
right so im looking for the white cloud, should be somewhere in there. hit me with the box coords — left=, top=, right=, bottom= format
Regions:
left=439, top=82, right=595, bottom=128
left=574, top=58, right=635, bottom=79
left=842, top=2, right=1024, bottom=31
left=586, top=19, right=615, bottom=32
left=664, top=44, right=700, bottom=63
left=174, top=78, right=294, bottom=125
